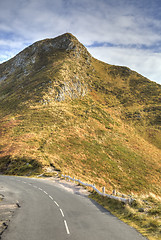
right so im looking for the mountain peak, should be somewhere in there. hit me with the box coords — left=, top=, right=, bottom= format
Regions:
left=38, top=32, right=81, bottom=51
left=0, top=33, right=91, bottom=83
left=53, top=32, right=78, bottom=43
left=25, top=32, right=88, bottom=56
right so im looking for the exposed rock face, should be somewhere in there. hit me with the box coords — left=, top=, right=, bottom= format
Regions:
left=0, top=33, right=91, bottom=105
left=0, top=33, right=90, bottom=82
left=54, top=80, right=88, bottom=102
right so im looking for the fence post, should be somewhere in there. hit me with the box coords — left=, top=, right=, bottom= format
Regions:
left=112, top=189, right=116, bottom=195
left=102, top=187, right=105, bottom=195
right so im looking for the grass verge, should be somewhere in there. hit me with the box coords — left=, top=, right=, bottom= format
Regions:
left=89, top=192, right=161, bottom=240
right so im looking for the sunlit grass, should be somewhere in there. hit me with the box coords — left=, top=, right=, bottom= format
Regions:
left=90, top=192, right=161, bottom=240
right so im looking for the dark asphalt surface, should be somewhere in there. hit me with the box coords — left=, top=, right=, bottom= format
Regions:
left=0, top=175, right=147, bottom=240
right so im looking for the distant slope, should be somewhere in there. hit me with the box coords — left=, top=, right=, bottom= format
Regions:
left=0, top=33, right=160, bottom=196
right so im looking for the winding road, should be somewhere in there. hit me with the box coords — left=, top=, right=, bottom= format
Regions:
left=0, top=175, right=147, bottom=240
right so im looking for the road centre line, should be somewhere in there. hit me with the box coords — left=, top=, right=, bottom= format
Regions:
left=64, top=220, right=70, bottom=235
left=12, top=177, right=71, bottom=235
left=49, top=195, right=53, bottom=200
left=54, top=201, right=59, bottom=207
left=60, top=209, right=64, bottom=217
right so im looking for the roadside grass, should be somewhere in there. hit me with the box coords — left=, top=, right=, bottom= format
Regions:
left=90, top=192, right=161, bottom=240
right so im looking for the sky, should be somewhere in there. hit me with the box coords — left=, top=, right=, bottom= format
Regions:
left=0, top=0, right=161, bottom=85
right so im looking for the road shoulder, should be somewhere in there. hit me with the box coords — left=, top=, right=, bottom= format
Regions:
left=0, top=185, right=19, bottom=238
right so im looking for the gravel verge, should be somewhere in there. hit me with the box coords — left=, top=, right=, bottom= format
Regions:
left=0, top=186, right=19, bottom=239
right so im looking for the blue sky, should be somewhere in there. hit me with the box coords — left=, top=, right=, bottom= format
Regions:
left=0, top=0, right=161, bottom=84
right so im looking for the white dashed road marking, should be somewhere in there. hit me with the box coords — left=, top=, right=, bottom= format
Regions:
left=60, top=209, right=64, bottom=217
left=54, top=201, right=59, bottom=207
left=17, top=178, right=70, bottom=235
left=49, top=195, right=53, bottom=200
left=64, top=220, right=70, bottom=235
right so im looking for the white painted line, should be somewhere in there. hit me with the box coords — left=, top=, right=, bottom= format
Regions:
left=54, top=201, right=59, bottom=207
left=60, top=209, right=64, bottom=217
left=64, top=220, right=70, bottom=235
left=49, top=195, right=53, bottom=200
left=28, top=183, right=32, bottom=185
left=43, top=191, right=48, bottom=195
left=33, top=185, right=37, bottom=188
left=23, top=181, right=26, bottom=184
left=39, top=188, right=42, bottom=191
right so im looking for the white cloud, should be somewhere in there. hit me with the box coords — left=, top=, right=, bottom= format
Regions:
left=0, top=0, right=159, bottom=46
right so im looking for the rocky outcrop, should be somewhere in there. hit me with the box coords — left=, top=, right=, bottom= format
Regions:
left=0, top=33, right=93, bottom=109
left=54, top=80, right=88, bottom=102
left=0, top=33, right=91, bottom=82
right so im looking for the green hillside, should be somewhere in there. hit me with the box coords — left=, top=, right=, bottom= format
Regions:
left=0, top=33, right=160, bottom=198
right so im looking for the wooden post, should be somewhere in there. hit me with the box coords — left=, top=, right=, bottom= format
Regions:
left=102, top=187, right=105, bottom=195
left=112, top=189, right=116, bottom=195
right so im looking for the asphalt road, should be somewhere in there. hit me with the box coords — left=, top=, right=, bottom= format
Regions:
left=0, top=175, right=147, bottom=240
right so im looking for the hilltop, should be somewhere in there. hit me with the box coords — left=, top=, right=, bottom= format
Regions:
left=0, top=33, right=160, bottom=197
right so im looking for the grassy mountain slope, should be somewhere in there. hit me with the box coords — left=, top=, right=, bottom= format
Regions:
left=0, top=33, right=160, bottom=197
